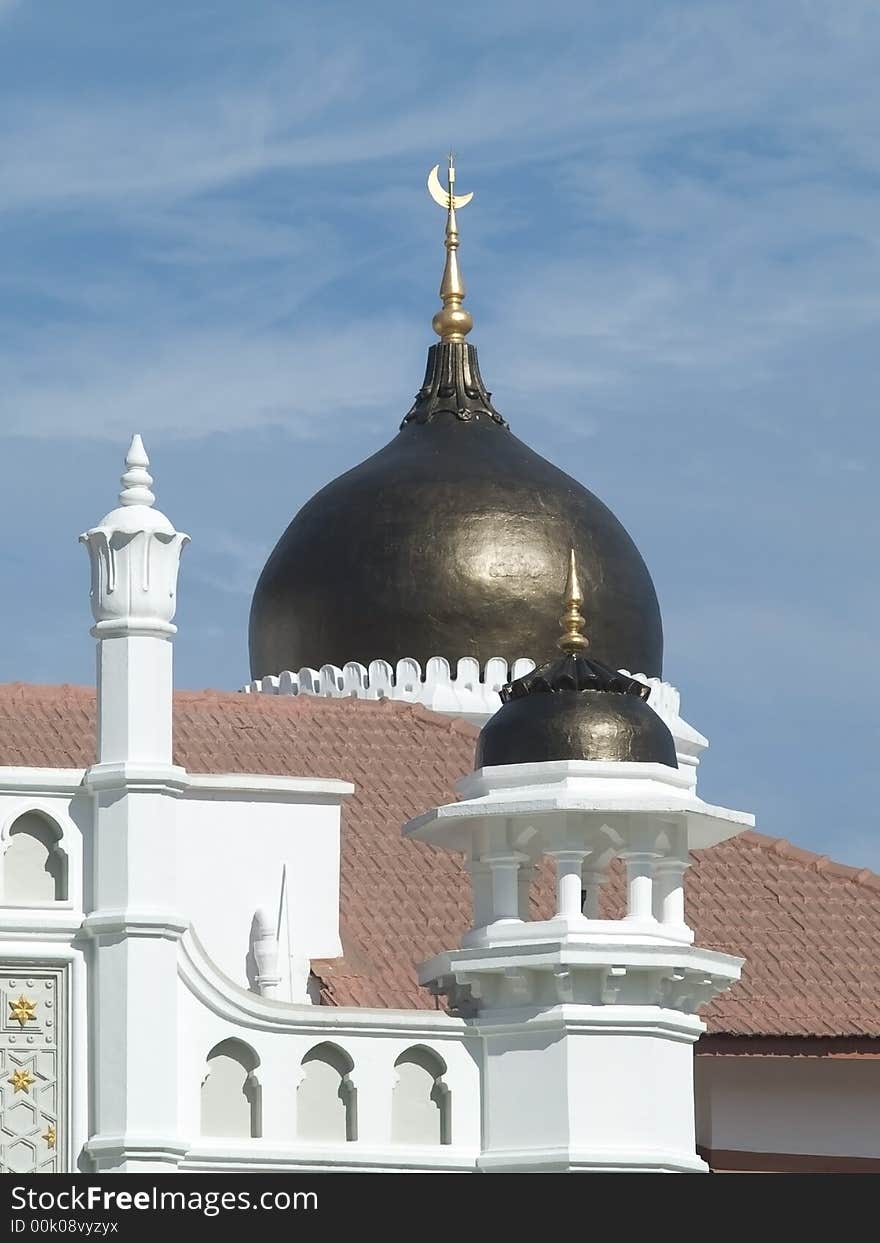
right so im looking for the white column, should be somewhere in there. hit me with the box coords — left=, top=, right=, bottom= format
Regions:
left=654, top=858, right=688, bottom=929
left=80, top=436, right=191, bottom=1172
left=96, top=635, right=173, bottom=765
left=620, top=851, right=659, bottom=922
left=549, top=850, right=588, bottom=921
left=467, top=859, right=493, bottom=930
left=486, top=855, right=523, bottom=923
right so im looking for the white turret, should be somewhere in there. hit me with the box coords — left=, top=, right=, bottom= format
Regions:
left=80, top=436, right=191, bottom=1172
left=80, top=435, right=189, bottom=767
left=403, top=556, right=754, bottom=1173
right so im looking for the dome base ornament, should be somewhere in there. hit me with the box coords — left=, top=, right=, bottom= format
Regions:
left=500, top=653, right=650, bottom=703
left=402, top=341, right=508, bottom=428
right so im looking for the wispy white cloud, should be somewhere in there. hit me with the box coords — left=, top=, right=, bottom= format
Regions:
left=2, top=4, right=879, bottom=216
left=0, top=316, right=420, bottom=439
left=3, top=2, right=879, bottom=442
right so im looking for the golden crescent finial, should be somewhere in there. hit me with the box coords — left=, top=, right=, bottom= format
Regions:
left=558, top=548, right=590, bottom=655
left=427, top=153, right=474, bottom=342
left=427, top=163, right=474, bottom=210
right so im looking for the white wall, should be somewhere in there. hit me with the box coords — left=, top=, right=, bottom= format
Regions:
left=0, top=784, right=86, bottom=916
left=174, top=792, right=343, bottom=987
left=696, top=1055, right=880, bottom=1159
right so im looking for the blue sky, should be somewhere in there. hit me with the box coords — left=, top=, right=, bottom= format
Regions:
left=1, top=2, right=878, bottom=866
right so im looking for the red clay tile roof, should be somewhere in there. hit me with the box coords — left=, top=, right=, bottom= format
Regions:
left=1, top=681, right=878, bottom=1038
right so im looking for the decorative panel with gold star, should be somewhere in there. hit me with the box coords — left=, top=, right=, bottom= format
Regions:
left=0, top=968, right=65, bottom=1174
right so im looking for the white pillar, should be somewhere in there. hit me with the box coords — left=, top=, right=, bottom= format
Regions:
left=549, top=850, right=588, bottom=921
left=486, top=855, right=522, bottom=923
left=654, top=858, right=688, bottom=929
left=95, top=635, right=172, bottom=764
left=621, top=850, right=659, bottom=923
left=80, top=436, right=190, bottom=1172
left=467, top=859, right=493, bottom=929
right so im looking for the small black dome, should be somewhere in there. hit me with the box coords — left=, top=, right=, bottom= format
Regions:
left=249, top=342, right=663, bottom=680
left=475, top=655, right=677, bottom=769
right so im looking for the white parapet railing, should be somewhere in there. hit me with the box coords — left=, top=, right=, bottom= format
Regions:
left=244, top=656, right=538, bottom=725
left=244, top=656, right=708, bottom=772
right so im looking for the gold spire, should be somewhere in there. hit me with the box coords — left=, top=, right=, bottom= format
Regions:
left=427, top=153, right=474, bottom=342
left=557, top=548, right=590, bottom=655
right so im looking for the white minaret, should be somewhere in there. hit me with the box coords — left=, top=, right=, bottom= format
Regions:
left=80, top=436, right=191, bottom=1171
left=80, top=434, right=189, bottom=768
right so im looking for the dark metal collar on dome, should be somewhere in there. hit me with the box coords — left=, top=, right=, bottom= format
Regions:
left=500, top=549, right=652, bottom=703
left=500, top=655, right=651, bottom=703
left=401, top=341, right=508, bottom=428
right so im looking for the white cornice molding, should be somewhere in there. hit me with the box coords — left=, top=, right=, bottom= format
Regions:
left=82, top=909, right=190, bottom=941
left=184, top=772, right=353, bottom=801
left=77, top=764, right=353, bottom=802
left=406, top=760, right=754, bottom=854
left=180, top=1144, right=479, bottom=1172
left=477, top=1146, right=707, bottom=1173
left=0, top=768, right=86, bottom=794
left=0, top=916, right=85, bottom=942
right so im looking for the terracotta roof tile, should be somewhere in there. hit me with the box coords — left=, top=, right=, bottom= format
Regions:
left=0, top=682, right=878, bottom=1038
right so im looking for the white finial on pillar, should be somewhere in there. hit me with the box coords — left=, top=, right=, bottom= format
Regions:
left=118, top=434, right=155, bottom=508
left=81, top=433, right=189, bottom=639
left=250, top=909, right=282, bottom=998
left=80, top=435, right=190, bottom=766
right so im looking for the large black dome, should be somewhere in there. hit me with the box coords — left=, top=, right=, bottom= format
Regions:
left=249, top=341, right=663, bottom=680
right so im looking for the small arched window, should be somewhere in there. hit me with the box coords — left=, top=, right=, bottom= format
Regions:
left=200, top=1039, right=262, bottom=1139
left=297, top=1043, right=356, bottom=1142
left=2, top=812, right=67, bottom=904
left=392, top=1046, right=451, bottom=1145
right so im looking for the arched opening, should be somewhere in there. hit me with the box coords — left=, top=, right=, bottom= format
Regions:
left=200, top=1039, right=262, bottom=1139
left=297, top=1043, right=356, bottom=1142
left=392, top=1046, right=451, bottom=1145
left=2, top=812, right=67, bottom=904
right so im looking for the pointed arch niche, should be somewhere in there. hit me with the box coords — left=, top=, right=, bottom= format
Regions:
left=1, top=810, right=68, bottom=904
left=297, top=1043, right=356, bottom=1142
left=200, top=1039, right=262, bottom=1139
left=392, top=1046, right=451, bottom=1145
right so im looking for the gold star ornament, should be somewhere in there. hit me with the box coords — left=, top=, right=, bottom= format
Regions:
left=43, top=1124, right=56, bottom=1150
left=8, top=1068, right=36, bottom=1094
left=9, top=995, right=37, bottom=1027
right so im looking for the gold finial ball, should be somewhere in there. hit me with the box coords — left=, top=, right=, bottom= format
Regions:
left=432, top=305, right=474, bottom=341
left=558, top=623, right=590, bottom=655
